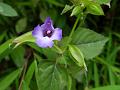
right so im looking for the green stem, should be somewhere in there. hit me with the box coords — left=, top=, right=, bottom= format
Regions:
left=68, top=13, right=87, bottom=44
left=54, top=44, right=63, bottom=54
left=63, top=14, right=81, bottom=52
left=68, top=15, right=81, bottom=44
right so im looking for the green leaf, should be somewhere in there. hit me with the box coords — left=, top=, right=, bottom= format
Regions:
left=94, top=62, right=99, bottom=87
left=72, top=27, right=108, bottom=59
left=11, top=46, right=25, bottom=67
left=34, top=60, right=40, bottom=89
left=39, top=65, right=61, bottom=90
left=61, top=5, right=73, bottom=15
left=70, top=0, right=81, bottom=5
left=67, top=56, right=82, bottom=77
left=38, top=62, right=69, bottom=90
left=0, top=2, right=18, bottom=17
left=57, top=56, right=67, bottom=65
left=28, top=43, right=42, bottom=53
left=91, top=85, right=120, bottom=90
left=29, top=42, right=58, bottom=60
left=16, top=17, right=27, bottom=33
left=25, top=60, right=35, bottom=86
left=12, top=31, right=35, bottom=48
left=0, top=39, right=13, bottom=61
left=41, top=48, right=58, bottom=60
left=0, top=69, right=21, bottom=90
left=68, top=75, right=72, bottom=90
left=69, top=45, right=86, bottom=69
left=0, top=32, right=6, bottom=41
left=22, top=80, right=30, bottom=90
left=0, top=39, right=13, bottom=55
left=60, top=37, right=70, bottom=50
left=71, top=5, right=81, bottom=16
left=108, top=68, right=115, bottom=85
left=87, top=2, right=104, bottom=15
left=96, top=0, right=111, bottom=7
left=96, top=0, right=111, bottom=4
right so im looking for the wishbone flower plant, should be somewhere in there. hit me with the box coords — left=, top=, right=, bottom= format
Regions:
left=32, top=17, right=62, bottom=48
left=0, top=0, right=112, bottom=89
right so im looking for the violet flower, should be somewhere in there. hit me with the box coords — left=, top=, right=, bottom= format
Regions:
left=32, top=17, right=62, bottom=48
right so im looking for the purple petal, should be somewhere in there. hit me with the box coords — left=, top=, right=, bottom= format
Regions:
left=44, top=17, right=54, bottom=30
left=36, top=37, right=53, bottom=48
left=50, top=28, right=62, bottom=41
left=44, top=17, right=53, bottom=25
left=32, top=25, right=43, bottom=38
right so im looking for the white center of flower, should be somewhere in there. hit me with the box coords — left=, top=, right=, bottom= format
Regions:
left=46, top=30, right=51, bottom=34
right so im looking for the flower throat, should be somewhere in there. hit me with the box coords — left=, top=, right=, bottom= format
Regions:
left=43, top=30, right=53, bottom=37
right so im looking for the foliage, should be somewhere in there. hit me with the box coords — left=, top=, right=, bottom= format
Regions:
left=0, top=0, right=120, bottom=90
